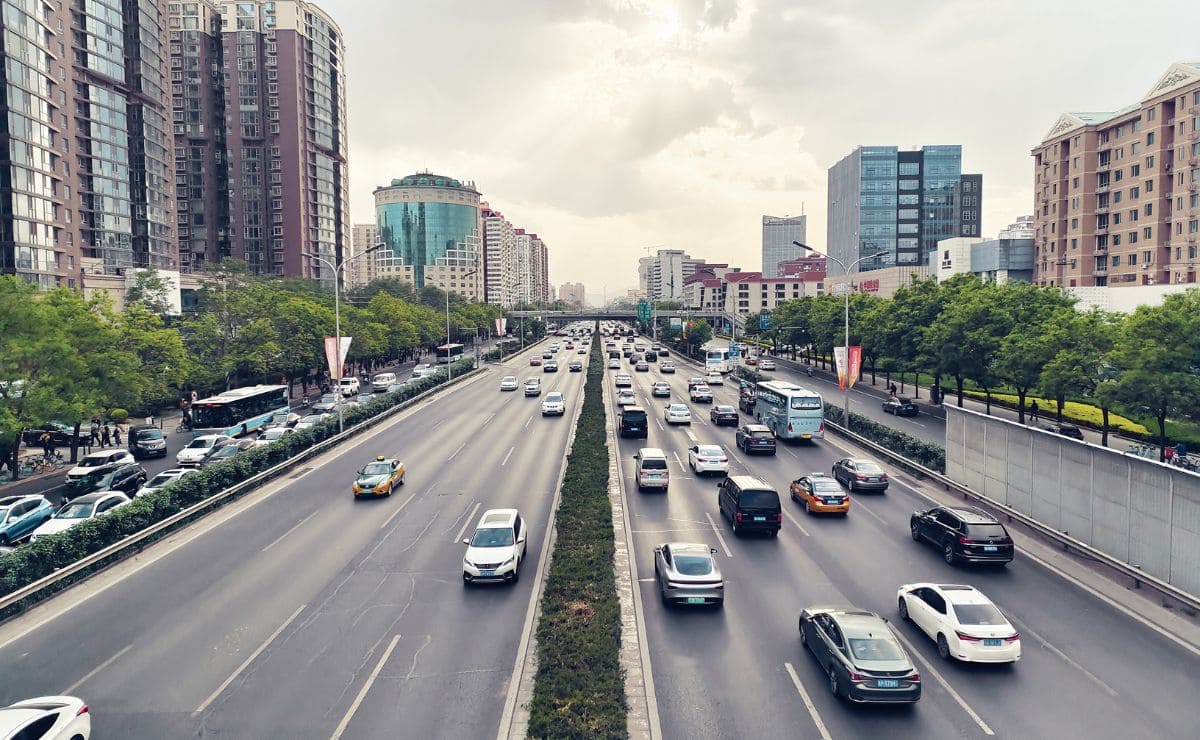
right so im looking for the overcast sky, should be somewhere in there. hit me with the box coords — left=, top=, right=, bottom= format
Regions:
left=325, top=0, right=1200, bottom=302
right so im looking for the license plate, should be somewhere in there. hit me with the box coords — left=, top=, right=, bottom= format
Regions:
left=876, top=679, right=899, bottom=688
left=801, top=434, right=811, bottom=439
left=984, top=546, right=998, bottom=552
left=869, top=477, right=880, bottom=481
left=983, top=638, right=1002, bottom=647
left=825, top=499, right=841, bottom=505
left=649, top=474, right=661, bottom=479
left=753, top=516, right=766, bottom=522
left=686, top=597, right=705, bottom=605
left=480, top=571, right=495, bottom=577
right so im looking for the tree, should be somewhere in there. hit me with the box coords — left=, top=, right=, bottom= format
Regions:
left=684, top=319, right=712, bottom=350
left=125, top=268, right=173, bottom=315
left=924, top=277, right=1009, bottom=408
left=992, top=284, right=1077, bottom=423
left=1037, top=309, right=1118, bottom=440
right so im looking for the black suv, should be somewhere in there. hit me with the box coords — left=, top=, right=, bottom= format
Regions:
left=618, top=406, right=648, bottom=439
left=68, top=462, right=148, bottom=500
left=910, top=506, right=1014, bottom=565
left=738, top=390, right=756, bottom=413
left=22, top=421, right=78, bottom=447
left=128, top=424, right=168, bottom=459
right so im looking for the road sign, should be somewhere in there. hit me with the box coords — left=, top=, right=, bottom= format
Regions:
left=637, top=300, right=652, bottom=321
left=759, top=311, right=772, bottom=330
left=728, top=342, right=740, bottom=359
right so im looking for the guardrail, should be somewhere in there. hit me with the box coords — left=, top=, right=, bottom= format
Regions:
left=823, top=419, right=1200, bottom=615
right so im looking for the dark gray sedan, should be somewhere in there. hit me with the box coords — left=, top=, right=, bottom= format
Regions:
left=799, top=606, right=921, bottom=704
left=653, top=542, right=724, bottom=607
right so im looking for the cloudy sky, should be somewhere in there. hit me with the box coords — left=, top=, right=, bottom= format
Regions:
left=325, top=0, right=1200, bottom=302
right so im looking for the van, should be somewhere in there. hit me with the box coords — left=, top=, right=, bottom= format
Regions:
left=634, top=447, right=669, bottom=492
left=608, top=350, right=621, bottom=360
left=718, top=475, right=782, bottom=536
left=619, top=406, right=648, bottom=438
left=338, top=377, right=360, bottom=396
left=371, top=372, right=397, bottom=392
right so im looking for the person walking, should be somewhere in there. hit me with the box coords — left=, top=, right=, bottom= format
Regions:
left=113, top=424, right=122, bottom=446
left=100, top=423, right=111, bottom=448
left=89, top=418, right=100, bottom=447
left=1029, top=400, right=1040, bottom=423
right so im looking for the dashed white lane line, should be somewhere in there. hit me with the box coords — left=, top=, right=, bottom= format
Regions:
left=453, top=502, right=481, bottom=544
left=782, top=508, right=811, bottom=537
left=704, top=512, right=733, bottom=558
left=523, top=414, right=533, bottom=430
left=261, top=511, right=318, bottom=552
left=673, top=450, right=686, bottom=470
left=63, top=644, right=133, bottom=695
left=447, top=442, right=466, bottom=461
left=380, top=490, right=420, bottom=529
left=481, top=412, right=497, bottom=428
left=194, top=604, right=307, bottom=715
left=890, top=629, right=995, bottom=735
left=784, top=662, right=833, bottom=740
left=329, top=634, right=402, bottom=740
left=684, top=428, right=698, bottom=442
left=500, top=446, right=515, bottom=466
left=655, top=417, right=665, bottom=430
left=1009, top=617, right=1119, bottom=697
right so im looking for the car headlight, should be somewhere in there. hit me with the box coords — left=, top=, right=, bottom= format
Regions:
left=500, top=556, right=515, bottom=567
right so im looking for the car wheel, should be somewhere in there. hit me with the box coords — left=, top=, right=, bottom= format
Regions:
left=937, top=633, right=952, bottom=661
left=828, top=666, right=841, bottom=699
left=731, top=518, right=739, bottom=535
left=399, top=474, right=405, bottom=486
left=799, top=623, right=808, bottom=648
left=943, top=542, right=957, bottom=565
left=0, top=535, right=8, bottom=547
left=898, top=597, right=909, bottom=621
left=848, top=479, right=856, bottom=493
left=910, top=522, right=922, bottom=541
left=462, top=573, right=471, bottom=586
left=805, top=498, right=812, bottom=514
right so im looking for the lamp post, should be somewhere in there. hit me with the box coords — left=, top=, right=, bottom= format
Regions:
left=301, top=242, right=386, bottom=434
left=793, top=241, right=887, bottom=424
left=446, top=269, right=478, bottom=383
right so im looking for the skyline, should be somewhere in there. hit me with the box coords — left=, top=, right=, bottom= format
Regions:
left=326, top=0, right=1200, bottom=295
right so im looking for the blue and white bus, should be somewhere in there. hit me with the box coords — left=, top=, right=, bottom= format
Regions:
left=434, top=343, right=466, bottom=364
left=754, top=380, right=824, bottom=441
left=191, top=385, right=290, bottom=437
left=703, top=341, right=734, bottom=374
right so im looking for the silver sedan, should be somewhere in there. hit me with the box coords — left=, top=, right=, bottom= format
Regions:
left=654, top=542, right=724, bottom=607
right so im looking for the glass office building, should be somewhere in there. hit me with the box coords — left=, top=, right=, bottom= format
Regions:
left=374, top=173, right=482, bottom=287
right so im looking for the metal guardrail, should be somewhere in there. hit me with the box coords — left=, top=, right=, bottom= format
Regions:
left=823, top=419, right=1200, bottom=615
left=0, top=364, right=491, bottom=615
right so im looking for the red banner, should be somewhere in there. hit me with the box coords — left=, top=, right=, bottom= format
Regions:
left=847, top=346, right=862, bottom=390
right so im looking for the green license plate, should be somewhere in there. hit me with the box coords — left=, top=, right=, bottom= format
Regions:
left=686, top=597, right=706, bottom=605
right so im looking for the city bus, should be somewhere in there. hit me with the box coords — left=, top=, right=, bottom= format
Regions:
left=753, top=380, right=824, bottom=441
left=434, top=343, right=466, bottom=363
left=702, top=341, right=733, bottom=374
left=191, top=385, right=290, bottom=437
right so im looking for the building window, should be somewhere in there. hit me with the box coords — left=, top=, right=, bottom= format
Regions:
left=1130, top=231, right=1138, bottom=244
left=1144, top=227, right=1153, bottom=240
left=1112, top=255, right=1120, bottom=267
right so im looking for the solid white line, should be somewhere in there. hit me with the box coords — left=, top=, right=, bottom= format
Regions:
left=784, top=662, right=833, bottom=740
left=446, top=442, right=466, bottom=461
left=261, top=511, right=318, bottom=553
left=672, top=451, right=685, bottom=470
left=655, top=417, right=664, bottom=430
left=782, top=508, right=810, bottom=537
left=194, top=603, right=306, bottom=715
left=329, top=634, right=401, bottom=740
left=63, top=643, right=133, bottom=695
left=379, top=491, right=419, bottom=530
left=851, top=498, right=888, bottom=526
left=704, top=512, right=733, bottom=557
left=1011, top=618, right=1119, bottom=697
left=500, top=446, right=515, bottom=466
left=890, top=629, right=995, bottom=735
left=454, top=502, right=481, bottom=544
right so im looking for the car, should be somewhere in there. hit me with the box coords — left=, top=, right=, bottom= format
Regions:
left=20, top=421, right=78, bottom=447
left=644, top=352, right=657, bottom=363
left=688, top=444, right=728, bottom=476
left=634, top=448, right=670, bottom=491
left=312, top=393, right=340, bottom=413
left=759, top=358, right=776, bottom=370
left=412, top=363, right=434, bottom=377
left=651, top=382, right=671, bottom=398
left=499, top=375, right=520, bottom=391
left=262, top=411, right=301, bottom=431
left=616, top=389, right=638, bottom=406
left=338, top=377, right=360, bottom=396
left=356, top=393, right=376, bottom=405
left=136, top=468, right=198, bottom=497
left=294, top=413, right=331, bottom=430
left=371, top=372, right=397, bottom=392
left=64, top=462, right=147, bottom=499
left=568, top=360, right=583, bottom=372
left=175, top=434, right=233, bottom=466
left=689, top=384, right=713, bottom=403
left=30, top=492, right=132, bottom=542
left=718, top=475, right=781, bottom=535
left=831, top=458, right=890, bottom=492
left=705, top=371, right=724, bottom=385
left=253, top=427, right=296, bottom=448
left=0, top=495, right=55, bottom=545
left=542, top=351, right=554, bottom=360
left=660, top=361, right=675, bottom=373
left=64, top=449, right=137, bottom=489
left=910, top=506, right=1015, bottom=565
left=386, top=382, right=407, bottom=394
left=708, top=404, right=739, bottom=426
left=658, top=348, right=669, bottom=357
left=687, top=377, right=706, bottom=391
left=735, top=424, right=776, bottom=455
left=663, top=403, right=692, bottom=425
left=738, top=388, right=757, bottom=413
left=790, top=473, right=850, bottom=515
left=618, top=406, right=648, bottom=438
left=124, top=423, right=168, bottom=459
left=745, top=355, right=758, bottom=366
left=635, top=361, right=650, bottom=372
left=0, top=696, right=91, bottom=739
left=542, top=391, right=566, bottom=416
left=352, top=456, right=405, bottom=498
left=565, top=343, right=575, bottom=350
left=1039, top=422, right=1085, bottom=440
left=654, top=543, right=724, bottom=607
left=577, top=347, right=587, bottom=354
left=614, top=373, right=633, bottom=388
left=882, top=396, right=919, bottom=416
left=799, top=606, right=922, bottom=704
left=543, top=359, right=559, bottom=373
left=199, top=438, right=257, bottom=468
left=607, top=358, right=621, bottom=369
left=524, top=378, right=542, bottom=397
left=622, top=346, right=633, bottom=357
left=897, top=583, right=1021, bottom=663
left=462, top=508, right=527, bottom=584
left=529, top=356, right=542, bottom=366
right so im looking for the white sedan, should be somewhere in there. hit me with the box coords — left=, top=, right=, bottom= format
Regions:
left=897, top=583, right=1021, bottom=663
left=616, top=389, right=638, bottom=406
left=663, top=403, right=691, bottom=425
left=136, top=467, right=198, bottom=497
left=614, top=373, right=633, bottom=387
left=704, top=371, right=724, bottom=385
left=688, top=444, right=728, bottom=475
left=759, top=358, right=776, bottom=370
left=0, top=695, right=91, bottom=739
left=30, top=492, right=131, bottom=542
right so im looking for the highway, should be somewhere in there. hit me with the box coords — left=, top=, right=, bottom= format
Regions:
left=0, top=340, right=582, bottom=738
left=614, top=350, right=1200, bottom=739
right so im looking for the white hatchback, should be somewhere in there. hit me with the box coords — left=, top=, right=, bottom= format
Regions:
left=0, top=696, right=91, bottom=739
left=688, top=444, right=729, bottom=475
left=705, top=371, right=724, bottom=385
left=897, top=583, right=1021, bottom=663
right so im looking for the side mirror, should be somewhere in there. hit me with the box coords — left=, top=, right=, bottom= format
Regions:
left=710, top=547, right=718, bottom=554
left=462, top=538, right=470, bottom=545
left=518, top=534, right=526, bottom=543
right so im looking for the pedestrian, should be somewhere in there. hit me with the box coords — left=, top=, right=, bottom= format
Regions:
left=39, top=431, right=52, bottom=458
left=889, top=382, right=898, bottom=396
left=89, top=417, right=100, bottom=447
left=1029, top=400, right=1040, bottom=423
left=113, top=424, right=122, bottom=446
left=100, top=423, right=111, bottom=447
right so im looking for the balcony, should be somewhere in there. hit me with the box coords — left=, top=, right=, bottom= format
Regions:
left=1094, top=203, right=1109, bottom=214
left=1096, top=183, right=1110, bottom=193
left=1095, top=225, right=1108, bottom=234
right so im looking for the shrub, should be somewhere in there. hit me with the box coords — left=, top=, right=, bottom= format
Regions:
left=825, top=405, right=946, bottom=473
left=109, top=409, right=129, bottom=424
left=959, top=391, right=1149, bottom=436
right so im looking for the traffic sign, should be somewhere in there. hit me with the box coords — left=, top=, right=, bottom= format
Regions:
left=637, top=300, right=652, bottom=321
left=759, top=311, right=772, bottom=330
left=728, top=342, right=740, bottom=359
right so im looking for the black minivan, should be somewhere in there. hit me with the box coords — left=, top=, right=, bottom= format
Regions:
left=619, top=406, right=648, bottom=438
left=718, top=475, right=782, bottom=536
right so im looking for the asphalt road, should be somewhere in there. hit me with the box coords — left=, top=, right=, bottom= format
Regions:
left=613, top=354, right=1200, bottom=739
left=0, top=339, right=582, bottom=738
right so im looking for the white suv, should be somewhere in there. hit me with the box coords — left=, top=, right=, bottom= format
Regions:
left=338, top=377, right=359, bottom=396
left=542, top=392, right=566, bottom=416
left=462, top=508, right=528, bottom=584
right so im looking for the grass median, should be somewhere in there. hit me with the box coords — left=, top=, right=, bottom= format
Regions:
left=527, top=331, right=626, bottom=739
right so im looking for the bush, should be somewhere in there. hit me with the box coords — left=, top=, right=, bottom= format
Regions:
left=109, top=408, right=129, bottom=424
left=825, top=405, right=946, bottom=473
left=959, top=391, right=1149, bottom=436
left=528, top=331, right=626, bottom=739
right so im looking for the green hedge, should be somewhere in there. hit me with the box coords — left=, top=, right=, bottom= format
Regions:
left=528, top=332, right=626, bottom=739
left=0, top=358, right=477, bottom=614
left=481, top=339, right=525, bottom=362
left=825, top=405, right=946, bottom=473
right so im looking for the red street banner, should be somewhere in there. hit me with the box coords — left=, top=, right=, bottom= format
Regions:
left=324, top=336, right=352, bottom=380
left=833, top=345, right=863, bottom=391
left=847, top=346, right=862, bottom=390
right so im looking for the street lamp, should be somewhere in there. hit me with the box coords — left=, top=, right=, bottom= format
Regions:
left=793, top=241, right=887, bottom=424
left=446, top=269, right=478, bottom=383
left=301, top=241, right=386, bottom=434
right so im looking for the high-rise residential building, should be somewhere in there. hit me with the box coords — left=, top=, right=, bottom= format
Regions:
left=482, top=205, right=519, bottom=307
left=638, top=249, right=704, bottom=301
left=530, top=234, right=550, bottom=304
left=1032, top=62, right=1200, bottom=288
left=375, top=172, right=483, bottom=300
left=347, top=223, right=381, bottom=286
left=218, top=0, right=349, bottom=284
left=827, top=145, right=982, bottom=275
left=558, top=281, right=585, bottom=308
left=761, top=215, right=807, bottom=277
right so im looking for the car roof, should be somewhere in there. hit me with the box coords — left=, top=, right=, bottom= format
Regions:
left=744, top=424, right=770, bottom=432
left=831, top=610, right=892, bottom=637
left=936, top=584, right=992, bottom=605
left=726, top=474, right=773, bottom=490
left=0, top=495, right=45, bottom=507
left=476, top=508, right=519, bottom=528
left=638, top=447, right=667, bottom=457
left=943, top=506, right=999, bottom=524
left=70, top=492, right=118, bottom=504
left=714, top=404, right=735, bottom=410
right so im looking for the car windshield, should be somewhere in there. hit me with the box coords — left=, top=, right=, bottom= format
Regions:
left=669, top=405, right=687, bottom=412
left=301, top=415, right=325, bottom=423
left=673, top=554, right=713, bottom=575
left=790, top=396, right=823, bottom=410
left=502, top=376, right=516, bottom=383
left=57, top=502, right=97, bottom=519
left=750, top=429, right=772, bottom=438
left=262, top=429, right=285, bottom=440
left=361, top=462, right=392, bottom=476
left=146, top=473, right=178, bottom=487
left=811, top=479, right=842, bottom=492
left=848, top=637, right=906, bottom=662
left=953, top=603, right=1007, bottom=625
left=470, top=527, right=514, bottom=547
left=547, top=393, right=563, bottom=401
left=186, top=438, right=215, bottom=449
left=697, top=446, right=723, bottom=456
left=622, top=411, right=646, bottom=422
left=135, top=429, right=163, bottom=441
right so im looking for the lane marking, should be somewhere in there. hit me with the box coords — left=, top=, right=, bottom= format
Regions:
left=728, top=450, right=746, bottom=466
left=453, top=502, right=481, bottom=544
left=684, top=428, right=698, bottom=442
left=380, top=490, right=419, bottom=530
left=481, top=412, right=497, bottom=428
left=523, top=415, right=533, bottom=429
left=329, top=633, right=401, bottom=740
left=1010, top=617, right=1119, bottom=698
left=194, top=603, right=306, bottom=715
left=704, top=512, right=733, bottom=557
left=784, top=662, right=833, bottom=740
left=261, top=511, right=318, bottom=552
left=672, top=451, right=685, bottom=470
left=850, top=498, right=888, bottom=526
left=63, top=643, right=133, bottom=695
left=655, top=417, right=664, bottom=431
left=446, top=442, right=466, bottom=462
left=890, top=629, right=995, bottom=735
left=430, top=419, right=447, bottom=432
left=781, top=508, right=811, bottom=537
left=500, top=446, right=515, bottom=466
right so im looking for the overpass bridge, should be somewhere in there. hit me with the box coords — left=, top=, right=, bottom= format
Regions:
left=507, top=308, right=731, bottom=324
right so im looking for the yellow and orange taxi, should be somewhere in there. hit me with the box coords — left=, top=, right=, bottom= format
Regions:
left=352, top=456, right=405, bottom=498
left=789, top=473, right=850, bottom=515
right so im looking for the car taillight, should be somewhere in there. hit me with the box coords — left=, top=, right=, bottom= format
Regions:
left=905, top=673, right=920, bottom=682
left=1004, top=633, right=1021, bottom=642
left=776, top=514, right=783, bottom=523
left=880, top=473, right=888, bottom=481
left=736, top=512, right=744, bottom=522
left=77, top=705, right=89, bottom=716
left=849, top=672, right=867, bottom=682
left=787, top=422, right=793, bottom=432
left=958, top=536, right=978, bottom=545
left=955, top=630, right=983, bottom=642
left=819, top=422, right=825, bottom=432
left=855, top=474, right=869, bottom=481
